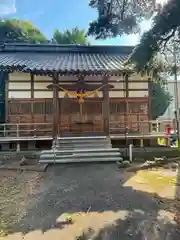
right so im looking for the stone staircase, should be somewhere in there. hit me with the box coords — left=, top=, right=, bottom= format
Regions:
left=39, top=136, right=123, bottom=163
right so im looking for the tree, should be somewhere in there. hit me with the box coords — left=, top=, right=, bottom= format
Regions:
left=52, top=27, right=89, bottom=44
left=129, top=0, right=180, bottom=69
left=0, top=19, right=47, bottom=43
left=88, top=0, right=173, bottom=119
left=87, top=0, right=159, bottom=39
left=151, top=81, right=172, bottom=119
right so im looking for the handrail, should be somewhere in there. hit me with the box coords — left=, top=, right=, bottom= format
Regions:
left=110, top=119, right=174, bottom=134
left=0, top=123, right=52, bottom=138
left=0, top=120, right=175, bottom=139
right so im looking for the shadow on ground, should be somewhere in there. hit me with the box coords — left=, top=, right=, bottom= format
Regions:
left=4, top=163, right=180, bottom=239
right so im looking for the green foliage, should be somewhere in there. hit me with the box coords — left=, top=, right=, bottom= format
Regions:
left=130, top=0, right=180, bottom=69
left=88, top=0, right=156, bottom=39
left=0, top=19, right=47, bottom=43
left=52, top=27, right=89, bottom=44
left=151, top=81, right=172, bottom=119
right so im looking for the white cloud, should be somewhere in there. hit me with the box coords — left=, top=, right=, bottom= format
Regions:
left=0, top=0, right=16, bottom=15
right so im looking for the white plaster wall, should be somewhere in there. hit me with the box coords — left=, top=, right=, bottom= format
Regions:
left=8, top=72, right=149, bottom=99
left=129, top=73, right=149, bottom=81
left=8, top=91, right=31, bottom=98
left=34, top=91, right=53, bottom=98
left=109, top=76, right=124, bottom=81
left=34, top=82, right=51, bottom=89
left=129, top=82, right=148, bottom=89
left=9, top=82, right=31, bottom=90
left=34, top=75, right=52, bottom=81
left=129, top=90, right=149, bottom=97
left=109, top=91, right=124, bottom=98
left=9, top=72, right=31, bottom=81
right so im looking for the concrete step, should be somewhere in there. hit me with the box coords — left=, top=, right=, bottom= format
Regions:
left=54, top=144, right=112, bottom=149
left=40, top=151, right=121, bottom=159
left=39, top=156, right=123, bottom=163
left=57, top=136, right=107, bottom=140
left=54, top=140, right=111, bottom=145
left=40, top=136, right=120, bottom=164
left=41, top=148, right=120, bottom=155
left=53, top=140, right=111, bottom=146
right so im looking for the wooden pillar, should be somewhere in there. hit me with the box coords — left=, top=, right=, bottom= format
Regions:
left=5, top=73, right=9, bottom=122
left=52, top=73, right=59, bottom=139
left=30, top=73, right=34, bottom=123
left=102, top=76, right=110, bottom=136
left=148, top=77, right=152, bottom=133
left=125, top=73, right=129, bottom=116
left=124, top=73, right=129, bottom=138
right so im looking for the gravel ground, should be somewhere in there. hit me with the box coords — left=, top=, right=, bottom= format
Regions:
left=1, top=164, right=180, bottom=240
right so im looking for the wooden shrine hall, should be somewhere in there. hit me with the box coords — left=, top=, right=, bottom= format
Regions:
left=0, top=43, right=152, bottom=147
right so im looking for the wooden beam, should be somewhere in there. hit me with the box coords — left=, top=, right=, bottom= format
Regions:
left=52, top=73, right=59, bottom=139
left=30, top=73, right=34, bottom=123
left=148, top=78, right=152, bottom=132
left=5, top=73, right=9, bottom=122
left=47, top=83, right=114, bottom=91
left=102, top=76, right=110, bottom=136
left=125, top=74, right=129, bottom=138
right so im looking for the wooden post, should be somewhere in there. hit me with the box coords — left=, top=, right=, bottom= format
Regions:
left=125, top=73, right=129, bottom=144
left=148, top=77, right=152, bottom=133
left=102, top=76, right=110, bottom=136
left=30, top=73, right=34, bottom=124
left=125, top=73, right=129, bottom=124
left=5, top=73, right=9, bottom=123
left=52, top=73, right=59, bottom=139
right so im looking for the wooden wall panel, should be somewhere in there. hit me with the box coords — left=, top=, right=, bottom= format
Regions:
left=7, top=98, right=150, bottom=134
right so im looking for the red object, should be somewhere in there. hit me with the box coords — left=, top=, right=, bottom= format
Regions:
left=165, top=124, right=173, bottom=135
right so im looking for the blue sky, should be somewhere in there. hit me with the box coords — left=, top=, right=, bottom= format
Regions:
left=0, top=0, right=154, bottom=45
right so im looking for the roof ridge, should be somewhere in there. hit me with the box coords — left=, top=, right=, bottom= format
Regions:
left=0, top=42, right=134, bottom=54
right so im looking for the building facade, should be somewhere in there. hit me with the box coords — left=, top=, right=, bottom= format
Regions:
left=0, top=43, right=151, bottom=138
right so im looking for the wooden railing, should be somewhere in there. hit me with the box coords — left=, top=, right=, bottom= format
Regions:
left=0, top=119, right=175, bottom=139
left=0, top=123, right=52, bottom=138
left=110, top=119, right=174, bottom=135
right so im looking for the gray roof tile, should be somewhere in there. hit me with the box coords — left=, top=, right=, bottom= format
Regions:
left=0, top=43, right=133, bottom=74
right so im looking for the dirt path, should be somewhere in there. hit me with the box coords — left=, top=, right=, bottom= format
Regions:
left=0, top=164, right=180, bottom=239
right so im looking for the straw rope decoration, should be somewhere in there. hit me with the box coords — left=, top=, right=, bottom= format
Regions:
left=59, top=84, right=107, bottom=104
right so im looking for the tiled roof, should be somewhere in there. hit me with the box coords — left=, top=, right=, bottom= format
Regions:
left=0, top=43, right=134, bottom=74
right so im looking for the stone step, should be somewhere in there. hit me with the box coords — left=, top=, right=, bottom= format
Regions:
left=41, top=148, right=120, bottom=155
left=40, top=151, right=121, bottom=159
left=56, top=139, right=111, bottom=143
left=54, top=144, right=112, bottom=149
left=54, top=140, right=111, bottom=145
left=39, top=156, right=123, bottom=164
left=40, top=136, right=120, bottom=164
left=53, top=140, right=111, bottom=146
left=57, top=136, right=107, bottom=140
